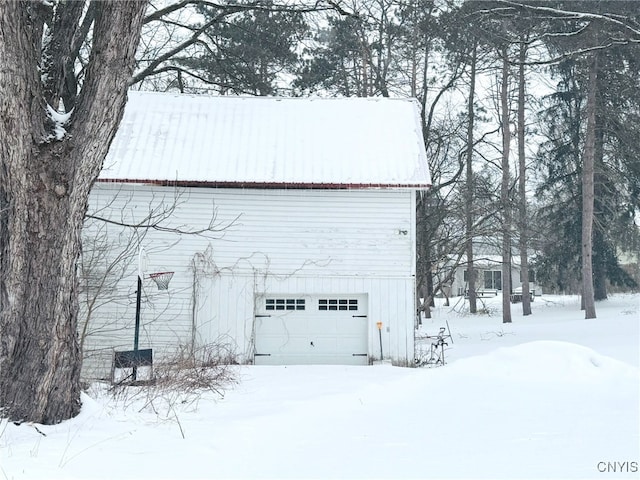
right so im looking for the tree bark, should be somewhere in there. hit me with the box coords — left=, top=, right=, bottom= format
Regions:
left=593, top=230, right=608, bottom=301
left=581, top=52, right=598, bottom=319
left=517, top=39, right=531, bottom=316
left=416, top=193, right=431, bottom=321
left=593, top=106, right=607, bottom=302
left=500, top=50, right=512, bottom=324
left=465, top=43, right=478, bottom=314
left=0, top=1, right=147, bottom=424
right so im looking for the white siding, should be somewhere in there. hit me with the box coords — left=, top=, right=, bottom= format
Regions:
left=81, top=184, right=416, bottom=378
left=88, top=184, right=414, bottom=276
left=194, top=275, right=415, bottom=366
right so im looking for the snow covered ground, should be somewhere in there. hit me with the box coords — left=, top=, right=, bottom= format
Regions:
left=1, top=293, right=638, bottom=479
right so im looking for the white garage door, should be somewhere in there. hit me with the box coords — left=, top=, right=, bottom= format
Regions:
left=254, top=294, right=369, bottom=365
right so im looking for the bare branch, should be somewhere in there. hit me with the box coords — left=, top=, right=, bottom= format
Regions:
left=494, top=1, right=640, bottom=38
left=131, top=8, right=242, bottom=85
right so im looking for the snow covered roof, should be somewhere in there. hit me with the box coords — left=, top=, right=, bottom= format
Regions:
left=99, top=91, right=431, bottom=189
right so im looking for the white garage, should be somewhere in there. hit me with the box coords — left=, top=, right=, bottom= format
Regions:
left=254, top=294, right=369, bottom=365
left=81, top=92, right=431, bottom=378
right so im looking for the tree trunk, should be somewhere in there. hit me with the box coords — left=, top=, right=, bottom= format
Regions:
left=593, top=229, right=608, bottom=301
left=465, top=43, right=478, bottom=314
left=0, top=1, right=147, bottom=424
left=517, top=39, right=532, bottom=316
left=593, top=107, right=607, bottom=302
left=500, top=50, right=512, bottom=324
left=581, top=53, right=598, bottom=319
left=415, top=193, right=429, bottom=322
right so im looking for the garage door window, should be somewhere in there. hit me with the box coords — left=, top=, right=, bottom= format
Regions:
left=318, top=299, right=358, bottom=311
left=265, top=298, right=306, bottom=311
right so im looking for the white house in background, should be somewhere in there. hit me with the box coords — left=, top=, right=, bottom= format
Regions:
left=445, top=241, right=540, bottom=299
left=81, top=91, right=431, bottom=379
left=448, top=257, right=538, bottom=298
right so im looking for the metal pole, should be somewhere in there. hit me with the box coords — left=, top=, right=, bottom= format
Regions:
left=133, top=246, right=144, bottom=381
left=133, top=275, right=142, bottom=381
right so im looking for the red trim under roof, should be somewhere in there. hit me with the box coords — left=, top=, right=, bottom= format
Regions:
left=96, top=178, right=432, bottom=190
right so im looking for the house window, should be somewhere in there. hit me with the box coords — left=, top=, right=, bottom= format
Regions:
left=484, top=270, right=502, bottom=290
left=319, top=299, right=358, bottom=311
left=265, top=298, right=305, bottom=311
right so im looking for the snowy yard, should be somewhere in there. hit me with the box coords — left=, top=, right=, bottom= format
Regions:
left=1, top=293, right=638, bottom=479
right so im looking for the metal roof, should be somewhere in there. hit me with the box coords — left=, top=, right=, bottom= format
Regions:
left=99, top=91, right=432, bottom=189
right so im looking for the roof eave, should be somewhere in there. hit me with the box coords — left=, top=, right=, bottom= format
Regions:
left=96, top=178, right=432, bottom=190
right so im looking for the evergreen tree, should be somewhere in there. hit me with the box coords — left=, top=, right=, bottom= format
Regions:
left=178, top=1, right=308, bottom=95
left=535, top=50, right=640, bottom=296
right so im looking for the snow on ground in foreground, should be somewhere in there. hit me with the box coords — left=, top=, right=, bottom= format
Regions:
left=1, top=294, right=638, bottom=480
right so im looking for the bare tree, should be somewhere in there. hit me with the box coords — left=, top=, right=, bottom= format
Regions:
left=79, top=189, right=235, bottom=356
left=0, top=1, right=147, bottom=424
left=516, top=38, right=532, bottom=316
left=465, top=41, right=478, bottom=314
left=468, top=1, right=640, bottom=316
left=581, top=51, right=598, bottom=319
left=499, top=48, right=513, bottom=324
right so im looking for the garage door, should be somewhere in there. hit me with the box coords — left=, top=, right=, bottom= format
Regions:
left=254, top=294, right=368, bottom=365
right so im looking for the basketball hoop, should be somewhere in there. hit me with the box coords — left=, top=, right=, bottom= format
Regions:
left=148, top=271, right=174, bottom=290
